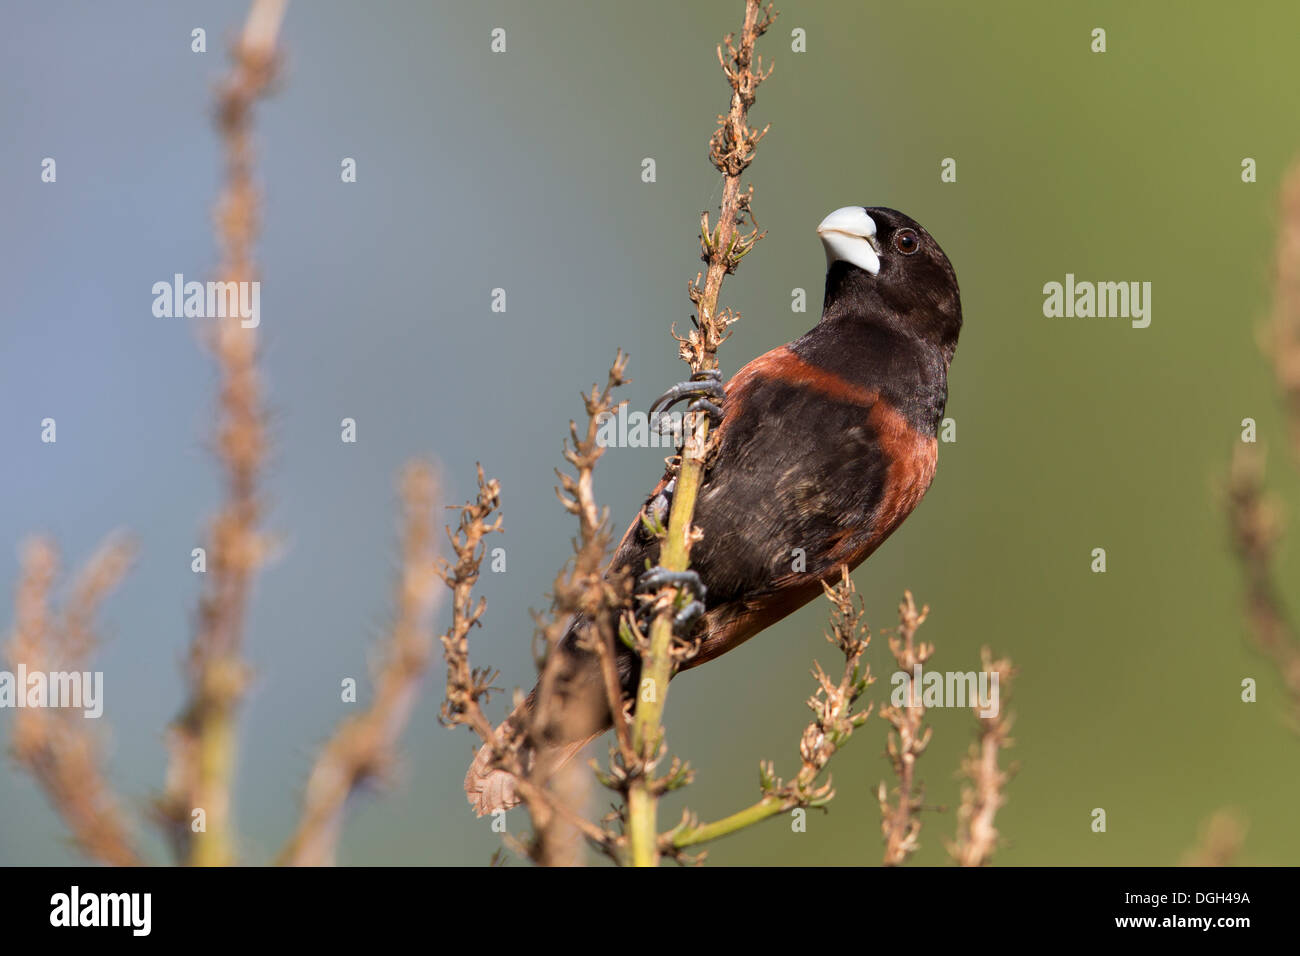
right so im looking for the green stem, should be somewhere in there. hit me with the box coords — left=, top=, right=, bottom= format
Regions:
left=669, top=795, right=787, bottom=850
left=627, top=416, right=709, bottom=867
left=624, top=0, right=771, bottom=867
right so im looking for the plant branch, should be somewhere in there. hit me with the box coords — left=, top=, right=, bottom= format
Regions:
left=7, top=536, right=144, bottom=867
left=1227, top=446, right=1300, bottom=725
left=437, top=452, right=623, bottom=863
left=1181, top=808, right=1247, bottom=866
left=1225, top=162, right=1300, bottom=730
left=154, top=0, right=286, bottom=866
left=437, top=466, right=505, bottom=748
left=1269, top=164, right=1300, bottom=466
left=949, top=648, right=1016, bottom=867
left=528, top=353, right=632, bottom=865
left=277, top=463, right=443, bottom=866
left=628, top=0, right=776, bottom=870
left=663, top=566, right=872, bottom=858
left=877, top=592, right=933, bottom=866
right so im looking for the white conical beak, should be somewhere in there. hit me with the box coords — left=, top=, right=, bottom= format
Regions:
left=817, top=206, right=880, bottom=275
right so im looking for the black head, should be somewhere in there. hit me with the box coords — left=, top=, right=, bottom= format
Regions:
left=817, top=206, right=962, bottom=363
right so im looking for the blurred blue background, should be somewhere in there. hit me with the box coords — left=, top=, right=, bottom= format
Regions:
left=3, top=0, right=1300, bottom=865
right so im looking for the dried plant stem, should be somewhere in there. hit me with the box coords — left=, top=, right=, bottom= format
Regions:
left=664, top=567, right=872, bottom=856
left=627, top=0, right=776, bottom=870
left=276, top=464, right=442, bottom=866
left=530, top=356, right=632, bottom=865
left=950, top=648, right=1016, bottom=867
left=878, top=592, right=933, bottom=866
left=7, top=537, right=143, bottom=867
left=1227, top=447, right=1300, bottom=723
left=1270, top=164, right=1300, bottom=466
left=436, top=468, right=594, bottom=858
left=156, top=0, right=285, bottom=866
left=437, top=466, right=505, bottom=748
left=1181, top=808, right=1247, bottom=866
left=1223, top=164, right=1300, bottom=729
left=438, top=456, right=620, bottom=862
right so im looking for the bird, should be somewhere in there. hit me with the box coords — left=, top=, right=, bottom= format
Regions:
left=466, top=205, right=962, bottom=815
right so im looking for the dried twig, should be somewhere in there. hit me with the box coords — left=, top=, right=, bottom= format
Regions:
left=677, top=1, right=777, bottom=371
left=1227, top=447, right=1300, bottom=726
left=155, top=0, right=286, bottom=866
left=277, top=463, right=443, bottom=866
left=1181, top=808, right=1247, bottom=867
left=437, top=466, right=505, bottom=748
left=628, top=0, right=777, bottom=870
left=950, top=648, right=1016, bottom=867
left=533, top=356, right=634, bottom=762
left=437, top=465, right=615, bottom=862
left=7, top=537, right=143, bottom=866
left=662, top=566, right=872, bottom=859
left=1270, top=164, right=1300, bottom=466
left=877, top=592, right=933, bottom=866
left=1224, top=163, right=1300, bottom=730
left=528, top=354, right=633, bottom=865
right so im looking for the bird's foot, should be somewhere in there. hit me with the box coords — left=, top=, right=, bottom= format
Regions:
left=672, top=599, right=706, bottom=634
left=636, top=567, right=707, bottom=636
left=650, top=368, right=725, bottom=429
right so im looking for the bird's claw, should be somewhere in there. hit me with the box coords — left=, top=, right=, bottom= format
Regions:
left=637, top=567, right=707, bottom=602
left=686, top=398, right=723, bottom=427
left=649, top=368, right=725, bottom=425
left=636, top=567, right=707, bottom=636
left=674, top=600, right=706, bottom=633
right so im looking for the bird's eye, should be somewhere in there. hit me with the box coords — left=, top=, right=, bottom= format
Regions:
left=894, top=228, right=919, bottom=255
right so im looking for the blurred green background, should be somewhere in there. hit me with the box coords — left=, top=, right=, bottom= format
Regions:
left=2, top=0, right=1299, bottom=865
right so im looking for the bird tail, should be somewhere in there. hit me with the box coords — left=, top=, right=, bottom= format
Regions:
left=463, top=674, right=611, bottom=816
left=463, top=719, right=599, bottom=817
left=465, top=617, right=625, bottom=816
